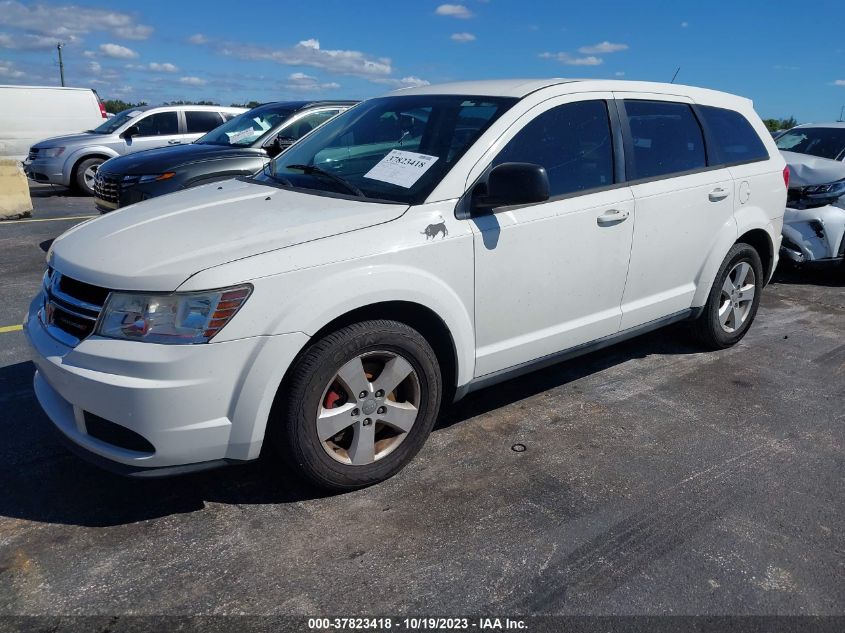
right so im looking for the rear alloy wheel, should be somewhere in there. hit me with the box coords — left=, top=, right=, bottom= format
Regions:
left=691, top=243, right=763, bottom=349
left=274, top=320, right=442, bottom=490
left=74, top=157, right=104, bottom=196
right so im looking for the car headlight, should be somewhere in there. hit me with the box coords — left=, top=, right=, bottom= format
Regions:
left=804, top=179, right=845, bottom=196
left=42, top=147, right=65, bottom=158
left=96, top=284, right=252, bottom=344
left=121, top=173, right=176, bottom=186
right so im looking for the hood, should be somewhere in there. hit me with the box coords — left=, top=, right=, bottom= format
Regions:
left=49, top=178, right=407, bottom=291
left=100, top=143, right=266, bottom=175
left=34, top=132, right=105, bottom=148
left=781, top=150, right=845, bottom=187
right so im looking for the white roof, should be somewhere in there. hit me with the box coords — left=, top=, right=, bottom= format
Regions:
left=393, top=78, right=752, bottom=108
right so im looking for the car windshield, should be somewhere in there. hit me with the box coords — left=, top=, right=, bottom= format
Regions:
left=196, top=104, right=296, bottom=147
left=776, top=127, right=845, bottom=161
left=89, top=108, right=147, bottom=134
left=253, top=94, right=517, bottom=204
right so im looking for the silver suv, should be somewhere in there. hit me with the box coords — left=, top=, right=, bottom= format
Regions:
left=24, top=104, right=245, bottom=195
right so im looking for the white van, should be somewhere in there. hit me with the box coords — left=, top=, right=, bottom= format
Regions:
left=0, top=85, right=106, bottom=161
left=25, top=79, right=786, bottom=490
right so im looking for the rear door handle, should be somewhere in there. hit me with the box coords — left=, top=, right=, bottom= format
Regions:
left=709, top=187, right=730, bottom=202
left=597, top=209, right=630, bottom=226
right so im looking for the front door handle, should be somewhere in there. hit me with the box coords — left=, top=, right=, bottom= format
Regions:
left=709, top=187, right=730, bottom=202
left=167, top=140, right=181, bottom=145
left=597, top=209, right=630, bottom=226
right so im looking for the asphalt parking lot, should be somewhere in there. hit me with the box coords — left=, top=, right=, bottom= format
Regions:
left=0, top=184, right=843, bottom=618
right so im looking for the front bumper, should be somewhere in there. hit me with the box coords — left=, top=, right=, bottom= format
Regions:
left=23, top=157, right=67, bottom=186
left=24, top=294, right=309, bottom=475
left=94, top=173, right=183, bottom=212
left=780, top=204, right=845, bottom=265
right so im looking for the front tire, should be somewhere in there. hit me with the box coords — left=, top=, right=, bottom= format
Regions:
left=73, top=157, right=104, bottom=196
left=691, top=243, right=763, bottom=349
left=273, top=320, right=442, bottom=491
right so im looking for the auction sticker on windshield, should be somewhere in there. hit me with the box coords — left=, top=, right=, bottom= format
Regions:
left=364, top=150, right=439, bottom=188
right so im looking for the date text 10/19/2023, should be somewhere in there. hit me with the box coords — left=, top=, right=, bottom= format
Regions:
left=307, top=617, right=528, bottom=630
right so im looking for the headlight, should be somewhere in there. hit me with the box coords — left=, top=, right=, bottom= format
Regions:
left=121, top=173, right=176, bottom=186
left=42, top=147, right=65, bottom=158
left=96, top=284, right=252, bottom=344
left=804, top=179, right=845, bottom=196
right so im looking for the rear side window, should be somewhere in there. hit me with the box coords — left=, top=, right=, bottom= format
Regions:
left=698, top=106, right=769, bottom=165
left=186, top=111, right=224, bottom=134
left=493, top=99, right=614, bottom=197
left=624, top=100, right=706, bottom=180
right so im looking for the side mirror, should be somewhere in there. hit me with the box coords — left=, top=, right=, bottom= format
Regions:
left=474, top=162, right=550, bottom=211
left=267, top=133, right=296, bottom=157
left=122, top=125, right=140, bottom=139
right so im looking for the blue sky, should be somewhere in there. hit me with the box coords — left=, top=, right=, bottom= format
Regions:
left=1, top=0, right=844, bottom=121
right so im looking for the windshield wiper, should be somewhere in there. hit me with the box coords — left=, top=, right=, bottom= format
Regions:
left=285, top=164, right=367, bottom=198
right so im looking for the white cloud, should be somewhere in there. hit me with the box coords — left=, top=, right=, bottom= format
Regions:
left=0, top=1, right=153, bottom=44
left=451, top=32, right=476, bottom=42
left=205, top=37, right=393, bottom=78
left=0, top=31, right=65, bottom=50
left=834, top=80, right=845, bottom=86
left=179, top=75, right=207, bottom=86
left=285, top=72, right=340, bottom=92
left=539, top=52, right=603, bottom=66
left=373, top=76, right=431, bottom=89
left=87, top=61, right=102, bottom=74
left=99, top=43, right=138, bottom=59
left=149, top=62, right=178, bottom=72
left=578, top=41, right=628, bottom=54
left=681, top=21, right=689, bottom=28
left=615, top=71, right=625, bottom=76
left=435, top=4, right=473, bottom=18
left=0, top=58, right=24, bottom=78
left=83, top=50, right=96, bottom=58
left=187, top=33, right=207, bottom=45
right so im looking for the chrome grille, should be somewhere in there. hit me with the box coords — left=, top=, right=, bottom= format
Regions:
left=40, top=269, right=109, bottom=347
left=27, top=147, right=39, bottom=161
left=93, top=170, right=120, bottom=204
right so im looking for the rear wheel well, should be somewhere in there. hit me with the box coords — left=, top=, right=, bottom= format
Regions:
left=737, top=229, right=774, bottom=281
left=278, top=301, right=458, bottom=408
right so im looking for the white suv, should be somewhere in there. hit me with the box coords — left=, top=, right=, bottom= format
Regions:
left=25, top=79, right=787, bottom=489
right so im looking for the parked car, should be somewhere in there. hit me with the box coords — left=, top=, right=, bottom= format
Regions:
left=23, top=104, right=246, bottom=195
left=780, top=149, right=845, bottom=266
left=776, top=122, right=845, bottom=162
left=93, top=100, right=356, bottom=212
left=0, top=85, right=107, bottom=161
left=25, top=79, right=786, bottom=490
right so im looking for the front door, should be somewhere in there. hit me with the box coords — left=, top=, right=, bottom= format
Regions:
left=124, top=111, right=182, bottom=154
left=471, top=96, right=635, bottom=377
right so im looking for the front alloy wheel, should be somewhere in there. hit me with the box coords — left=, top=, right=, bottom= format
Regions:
left=273, top=320, right=442, bottom=491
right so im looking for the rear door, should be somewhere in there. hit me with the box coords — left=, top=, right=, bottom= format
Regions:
left=616, top=94, right=736, bottom=330
left=182, top=109, right=225, bottom=143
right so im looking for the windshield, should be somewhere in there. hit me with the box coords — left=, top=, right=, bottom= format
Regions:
left=776, top=127, right=845, bottom=161
left=253, top=94, right=517, bottom=204
left=90, top=108, right=146, bottom=134
left=197, top=104, right=296, bottom=147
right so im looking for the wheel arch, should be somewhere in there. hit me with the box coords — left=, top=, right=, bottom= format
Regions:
left=736, top=228, right=775, bottom=282
left=69, top=152, right=113, bottom=185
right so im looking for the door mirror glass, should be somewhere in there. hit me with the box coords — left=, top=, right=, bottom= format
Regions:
left=122, top=125, right=140, bottom=139
left=474, top=162, right=550, bottom=210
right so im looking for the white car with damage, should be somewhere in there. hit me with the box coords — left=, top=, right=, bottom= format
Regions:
left=25, top=79, right=787, bottom=489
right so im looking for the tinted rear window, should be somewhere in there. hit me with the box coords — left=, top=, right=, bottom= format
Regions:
left=698, top=106, right=769, bottom=165
left=625, top=100, right=706, bottom=180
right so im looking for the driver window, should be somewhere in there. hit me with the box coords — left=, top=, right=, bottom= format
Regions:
left=133, top=111, right=179, bottom=137
left=492, top=100, right=614, bottom=198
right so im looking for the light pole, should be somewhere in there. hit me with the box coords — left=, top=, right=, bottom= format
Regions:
left=57, top=42, right=65, bottom=87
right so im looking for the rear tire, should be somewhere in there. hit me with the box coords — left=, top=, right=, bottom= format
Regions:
left=73, top=157, right=104, bottom=196
left=690, top=243, right=763, bottom=350
left=272, top=320, right=442, bottom=491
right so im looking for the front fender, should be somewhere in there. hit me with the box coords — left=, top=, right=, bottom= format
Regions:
left=61, top=146, right=120, bottom=183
